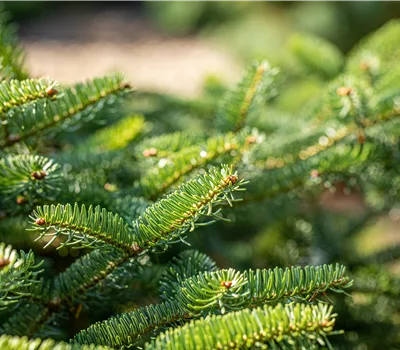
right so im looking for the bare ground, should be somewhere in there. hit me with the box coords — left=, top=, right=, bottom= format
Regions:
left=19, top=6, right=241, bottom=97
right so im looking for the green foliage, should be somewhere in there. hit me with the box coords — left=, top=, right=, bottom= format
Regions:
left=0, top=13, right=399, bottom=350
left=73, top=262, right=350, bottom=349
left=0, top=243, right=42, bottom=309
left=289, top=33, right=344, bottom=80
left=31, top=203, right=134, bottom=251
left=132, top=165, right=243, bottom=250
left=216, top=60, right=279, bottom=132
left=0, top=78, right=57, bottom=115
left=0, top=154, right=61, bottom=211
left=0, top=74, right=132, bottom=149
left=78, top=115, right=146, bottom=152
left=138, top=133, right=247, bottom=199
left=146, top=303, right=338, bottom=350
left=0, top=9, right=27, bottom=80
left=0, top=335, right=110, bottom=350
left=159, top=249, right=219, bottom=300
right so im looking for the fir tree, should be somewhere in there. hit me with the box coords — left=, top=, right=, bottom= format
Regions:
left=0, top=8, right=399, bottom=350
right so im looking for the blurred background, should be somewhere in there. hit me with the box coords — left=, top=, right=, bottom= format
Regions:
left=4, top=1, right=400, bottom=96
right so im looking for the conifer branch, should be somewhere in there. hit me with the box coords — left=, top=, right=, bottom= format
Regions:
left=31, top=166, right=243, bottom=253
left=78, top=115, right=145, bottom=152
left=0, top=302, right=49, bottom=337
left=1, top=248, right=131, bottom=338
left=53, top=246, right=130, bottom=302
left=289, top=33, right=344, bottom=79
left=31, top=203, right=135, bottom=253
left=0, top=243, right=42, bottom=309
left=0, top=78, right=57, bottom=139
left=0, top=9, right=28, bottom=80
left=74, top=300, right=184, bottom=349
left=217, top=61, right=279, bottom=132
left=0, top=334, right=111, bottom=350
left=160, top=250, right=219, bottom=300
left=176, top=264, right=352, bottom=315
left=242, top=108, right=400, bottom=204
left=0, top=75, right=132, bottom=149
left=73, top=263, right=351, bottom=348
left=346, top=19, right=400, bottom=77
left=133, top=165, right=244, bottom=250
left=146, top=303, right=338, bottom=350
left=0, top=155, right=61, bottom=203
left=24, top=167, right=244, bottom=336
left=136, top=131, right=203, bottom=160
left=0, top=78, right=57, bottom=115
left=139, top=134, right=243, bottom=200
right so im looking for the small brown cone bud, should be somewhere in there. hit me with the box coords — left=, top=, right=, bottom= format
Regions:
left=221, top=281, right=233, bottom=288
left=228, top=175, right=238, bottom=185
left=31, top=170, right=47, bottom=180
left=46, top=87, right=58, bottom=97
left=246, top=136, right=257, bottom=144
left=35, top=218, right=45, bottom=226
left=143, top=148, right=157, bottom=157
left=336, top=87, right=352, bottom=96
left=0, top=258, right=10, bottom=268
left=359, top=61, right=369, bottom=71
left=16, top=196, right=26, bottom=205
left=310, top=169, right=319, bottom=178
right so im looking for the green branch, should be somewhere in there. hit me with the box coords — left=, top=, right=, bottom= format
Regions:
left=160, top=249, right=219, bottom=300
left=216, top=60, right=279, bottom=132
left=133, top=165, right=244, bottom=250
left=139, top=133, right=244, bottom=200
left=0, top=243, right=42, bottom=309
left=31, top=203, right=135, bottom=253
left=73, top=263, right=351, bottom=348
left=0, top=154, right=61, bottom=206
left=0, top=334, right=111, bottom=350
left=146, top=303, right=338, bottom=350
left=0, top=9, right=28, bottom=80
left=0, top=74, right=132, bottom=149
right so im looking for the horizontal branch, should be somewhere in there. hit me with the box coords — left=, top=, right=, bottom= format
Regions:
left=73, top=263, right=351, bottom=348
left=0, top=74, right=132, bottom=149
left=146, top=303, right=338, bottom=350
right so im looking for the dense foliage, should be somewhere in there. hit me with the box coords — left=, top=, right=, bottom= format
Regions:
left=0, top=8, right=399, bottom=350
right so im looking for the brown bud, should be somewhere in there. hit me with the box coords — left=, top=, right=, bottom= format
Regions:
left=359, top=61, right=370, bottom=71
left=143, top=148, right=157, bottom=157
left=336, top=87, right=352, bottom=96
left=246, top=136, right=257, bottom=144
left=221, top=281, right=233, bottom=288
left=121, top=82, right=132, bottom=89
left=228, top=175, right=238, bottom=185
left=310, top=169, right=319, bottom=178
left=0, top=258, right=10, bottom=268
left=35, top=218, right=45, bottom=226
left=16, top=196, right=27, bottom=205
left=131, top=243, right=141, bottom=254
left=104, top=183, right=117, bottom=192
left=31, top=170, right=47, bottom=180
left=46, top=87, right=58, bottom=97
